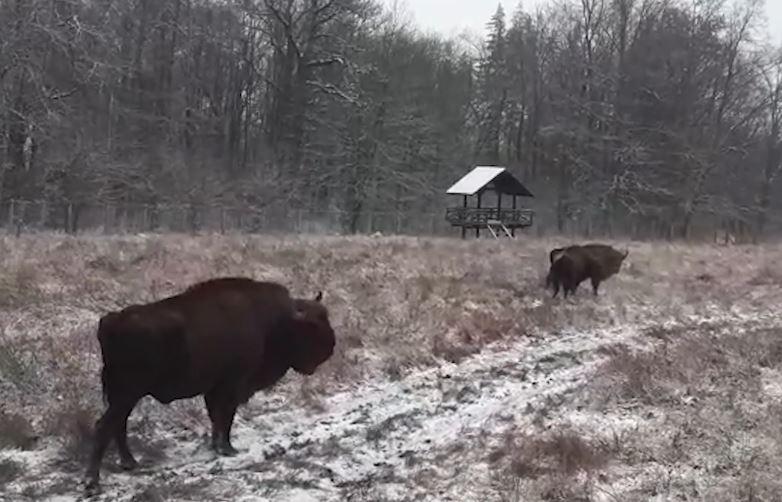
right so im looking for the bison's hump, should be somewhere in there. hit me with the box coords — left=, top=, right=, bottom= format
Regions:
left=184, top=277, right=291, bottom=297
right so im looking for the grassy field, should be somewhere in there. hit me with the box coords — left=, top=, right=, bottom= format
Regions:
left=0, top=233, right=781, bottom=501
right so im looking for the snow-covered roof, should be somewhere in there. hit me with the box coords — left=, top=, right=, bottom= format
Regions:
left=446, top=166, right=533, bottom=197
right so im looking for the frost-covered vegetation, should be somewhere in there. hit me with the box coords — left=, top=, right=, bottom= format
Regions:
left=0, top=234, right=781, bottom=500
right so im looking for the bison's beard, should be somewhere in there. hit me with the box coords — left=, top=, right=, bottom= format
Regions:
left=292, top=352, right=332, bottom=375
left=294, top=365, right=318, bottom=376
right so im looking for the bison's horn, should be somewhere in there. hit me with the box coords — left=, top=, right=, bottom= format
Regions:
left=622, top=248, right=629, bottom=258
left=314, top=291, right=323, bottom=302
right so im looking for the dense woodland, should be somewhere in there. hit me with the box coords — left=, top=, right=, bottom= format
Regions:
left=1, top=0, right=781, bottom=238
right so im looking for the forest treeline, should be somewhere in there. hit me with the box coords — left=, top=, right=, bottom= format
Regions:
left=1, top=0, right=780, bottom=237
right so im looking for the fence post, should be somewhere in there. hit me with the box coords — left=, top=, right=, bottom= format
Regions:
left=15, top=200, right=26, bottom=237
left=188, top=204, right=197, bottom=235
left=39, top=200, right=47, bottom=231
left=66, top=203, right=73, bottom=234
left=143, top=205, right=150, bottom=232
left=366, top=211, right=374, bottom=234
left=7, top=199, right=15, bottom=234
left=220, top=207, right=226, bottom=234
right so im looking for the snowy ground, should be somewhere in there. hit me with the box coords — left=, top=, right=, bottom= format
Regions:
left=1, top=322, right=638, bottom=501
left=1, top=235, right=782, bottom=501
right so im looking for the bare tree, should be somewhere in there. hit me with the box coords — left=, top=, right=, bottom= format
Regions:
left=0, top=0, right=780, bottom=238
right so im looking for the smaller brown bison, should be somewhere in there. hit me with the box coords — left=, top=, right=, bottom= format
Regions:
left=85, top=278, right=336, bottom=493
left=546, top=243, right=628, bottom=298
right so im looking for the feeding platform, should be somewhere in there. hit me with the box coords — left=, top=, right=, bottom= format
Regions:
left=444, top=166, right=534, bottom=239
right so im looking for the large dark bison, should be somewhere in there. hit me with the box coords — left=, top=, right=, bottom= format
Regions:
left=85, top=277, right=336, bottom=493
left=546, top=243, right=628, bottom=298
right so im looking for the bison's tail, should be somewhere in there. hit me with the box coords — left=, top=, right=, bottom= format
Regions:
left=96, top=313, right=118, bottom=407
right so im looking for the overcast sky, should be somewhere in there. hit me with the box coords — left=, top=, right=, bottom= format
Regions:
left=384, top=0, right=782, bottom=44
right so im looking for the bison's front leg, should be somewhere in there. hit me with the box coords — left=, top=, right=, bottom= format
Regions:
left=590, top=277, right=600, bottom=296
left=204, top=391, right=239, bottom=456
left=219, top=402, right=239, bottom=455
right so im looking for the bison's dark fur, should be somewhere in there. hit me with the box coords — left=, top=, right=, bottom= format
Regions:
left=546, top=243, right=628, bottom=298
left=85, top=278, right=335, bottom=493
left=545, top=246, right=569, bottom=290
left=549, top=247, right=568, bottom=264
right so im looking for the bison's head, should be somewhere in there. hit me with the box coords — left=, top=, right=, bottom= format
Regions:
left=288, top=291, right=336, bottom=375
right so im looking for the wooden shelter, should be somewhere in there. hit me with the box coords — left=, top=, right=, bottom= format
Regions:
left=445, top=166, right=534, bottom=238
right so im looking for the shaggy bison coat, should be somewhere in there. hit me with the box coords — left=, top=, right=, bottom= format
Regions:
left=546, top=243, right=628, bottom=298
left=85, top=278, right=336, bottom=493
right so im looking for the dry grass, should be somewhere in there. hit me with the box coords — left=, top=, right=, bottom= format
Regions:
left=586, top=324, right=782, bottom=499
left=0, top=234, right=775, bottom=396
left=0, top=411, right=36, bottom=451
left=127, top=477, right=216, bottom=502
left=488, top=426, right=612, bottom=501
left=0, top=458, right=22, bottom=486
left=592, top=324, right=765, bottom=408
left=0, top=233, right=781, bottom=499
left=490, top=429, right=610, bottom=478
left=45, top=400, right=99, bottom=466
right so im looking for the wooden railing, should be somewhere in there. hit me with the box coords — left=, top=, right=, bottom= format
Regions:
left=445, top=207, right=534, bottom=228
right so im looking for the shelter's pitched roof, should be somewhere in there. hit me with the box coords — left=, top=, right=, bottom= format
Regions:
left=446, top=166, right=534, bottom=197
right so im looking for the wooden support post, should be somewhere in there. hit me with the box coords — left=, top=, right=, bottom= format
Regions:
left=511, top=195, right=517, bottom=237
left=461, top=195, right=467, bottom=239
left=476, top=191, right=482, bottom=238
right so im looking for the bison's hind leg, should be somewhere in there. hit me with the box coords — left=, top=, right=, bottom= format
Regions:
left=115, top=406, right=139, bottom=471
left=204, top=390, right=240, bottom=457
left=85, top=398, right=140, bottom=493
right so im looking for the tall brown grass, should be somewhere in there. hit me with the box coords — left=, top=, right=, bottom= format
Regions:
left=0, top=233, right=781, bottom=498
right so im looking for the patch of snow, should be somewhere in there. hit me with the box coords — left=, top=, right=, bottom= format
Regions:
left=761, top=368, right=782, bottom=401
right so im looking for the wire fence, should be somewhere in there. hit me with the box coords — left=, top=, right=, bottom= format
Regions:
left=2, top=198, right=777, bottom=243
left=0, top=199, right=461, bottom=237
